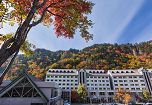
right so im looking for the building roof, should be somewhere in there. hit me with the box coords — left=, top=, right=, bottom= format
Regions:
left=46, top=69, right=78, bottom=75
left=86, top=69, right=109, bottom=76
left=0, top=72, right=49, bottom=102
left=108, top=69, right=142, bottom=76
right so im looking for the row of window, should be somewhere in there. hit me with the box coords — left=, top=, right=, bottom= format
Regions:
left=47, top=79, right=78, bottom=82
left=115, top=88, right=144, bottom=90
left=114, top=84, right=145, bottom=86
left=58, top=83, right=78, bottom=86
left=87, top=88, right=110, bottom=90
left=87, top=80, right=109, bottom=82
left=87, top=76, right=109, bottom=79
left=114, top=80, right=144, bottom=82
left=87, top=84, right=110, bottom=86
left=113, top=76, right=143, bottom=79
left=47, top=76, right=78, bottom=78
left=90, top=92, right=114, bottom=95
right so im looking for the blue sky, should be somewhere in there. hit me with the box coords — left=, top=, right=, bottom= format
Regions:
left=1, top=0, right=152, bottom=51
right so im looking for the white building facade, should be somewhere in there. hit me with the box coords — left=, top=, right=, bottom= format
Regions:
left=46, top=67, right=152, bottom=103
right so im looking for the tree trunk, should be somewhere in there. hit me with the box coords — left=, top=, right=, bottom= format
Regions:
left=0, top=50, right=19, bottom=85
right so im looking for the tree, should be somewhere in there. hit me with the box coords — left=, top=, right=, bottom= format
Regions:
left=0, top=0, right=94, bottom=84
left=113, top=85, right=131, bottom=104
left=77, top=83, right=87, bottom=101
left=143, top=88, right=150, bottom=102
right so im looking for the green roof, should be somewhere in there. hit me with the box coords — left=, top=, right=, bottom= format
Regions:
left=78, top=68, right=86, bottom=72
left=138, top=67, right=148, bottom=72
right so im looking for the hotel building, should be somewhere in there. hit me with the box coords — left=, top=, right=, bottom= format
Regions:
left=46, top=67, right=152, bottom=103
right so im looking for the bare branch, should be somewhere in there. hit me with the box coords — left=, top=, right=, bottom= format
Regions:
left=37, top=0, right=47, bottom=9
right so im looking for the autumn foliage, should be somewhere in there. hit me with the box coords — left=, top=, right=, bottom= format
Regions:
left=113, top=85, right=131, bottom=104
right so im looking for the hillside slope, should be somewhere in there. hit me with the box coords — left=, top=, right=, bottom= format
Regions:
left=2, top=40, right=152, bottom=81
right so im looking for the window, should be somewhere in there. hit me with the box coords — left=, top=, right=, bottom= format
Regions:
left=55, top=76, right=58, bottom=78
left=139, top=76, right=143, bottom=78
left=99, top=84, right=102, bottom=86
left=95, top=84, right=97, bottom=86
left=94, top=76, right=97, bottom=78
left=141, top=84, right=145, bottom=86
left=129, top=76, right=132, bottom=78
left=90, top=92, right=96, bottom=95
left=135, top=84, right=139, bottom=86
left=59, top=80, right=61, bottom=81
left=124, top=80, right=127, bottom=82
left=103, top=84, right=105, bottom=86
left=133, top=76, right=137, bottom=78
left=108, top=92, right=114, bottom=95
left=98, top=80, right=101, bottom=82
left=107, top=84, right=109, bottom=86
left=103, top=88, right=106, bottom=90
left=51, top=79, right=53, bottom=81
left=130, top=84, right=134, bottom=86
left=99, top=92, right=105, bottom=95
left=106, top=80, right=109, bottom=82
left=125, top=84, right=128, bottom=86
left=67, top=76, right=69, bottom=78
left=115, top=84, right=118, bottom=86
left=102, top=80, right=105, bottom=82
left=71, top=83, right=73, bottom=86
left=140, top=80, right=144, bottom=82
left=99, top=88, right=102, bottom=90
left=91, top=84, right=94, bottom=86
left=95, top=80, right=97, bottom=82
left=63, top=83, right=65, bottom=85
left=59, top=76, right=62, bottom=78
left=120, top=84, right=123, bottom=86
left=98, top=76, right=100, bottom=78
left=47, top=76, right=50, bottom=78
left=95, top=88, right=98, bottom=90
left=75, top=80, right=77, bottom=82
left=67, top=83, right=69, bottom=85
left=63, top=76, right=65, bottom=78
left=67, top=80, right=69, bottom=82
left=123, top=76, right=126, bottom=78
left=134, top=80, right=138, bottom=82
left=47, top=79, right=49, bottom=81
left=55, top=80, right=57, bottom=81
left=87, top=84, right=89, bottom=86
left=87, top=80, right=89, bottom=82
left=119, top=80, right=123, bottom=82
left=119, top=77, right=122, bottom=78
left=63, top=80, right=65, bottom=82
left=91, top=80, right=93, bottom=82
left=113, top=77, right=117, bottom=79
left=75, top=84, right=77, bottom=85
left=71, top=80, right=73, bottom=82
left=71, top=76, right=73, bottom=78
left=131, top=88, right=135, bottom=90
left=114, top=80, right=117, bottom=82
left=129, top=80, right=133, bottom=82
left=136, top=88, right=140, bottom=90
left=59, top=83, right=61, bottom=85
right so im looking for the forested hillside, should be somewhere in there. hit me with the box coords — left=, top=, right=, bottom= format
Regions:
left=2, top=40, right=152, bottom=81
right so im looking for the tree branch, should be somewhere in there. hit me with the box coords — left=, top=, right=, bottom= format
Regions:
left=0, top=38, right=15, bottom=55
left=0, top=49, right=19, bottom=85
left=37, top=0, right=47, bottom=9
left=29, top=0, right=65, bottom=27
